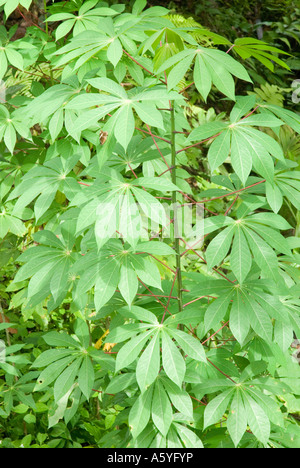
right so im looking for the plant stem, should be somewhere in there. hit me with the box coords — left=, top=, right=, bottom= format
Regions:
left=170, top=101, right=183, bottom=314
left=43, top=0, right=49, bottom=35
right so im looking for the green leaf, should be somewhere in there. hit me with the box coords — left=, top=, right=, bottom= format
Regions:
left=32, top=349, right=74, bottom=368
left=205, top=59, right=235, bottom=101
left=229, top=291, right=250, bottom=345
left=107, top=38, right=123, bottom=66
left=133, top=177, right=179, bottom=192
left=160, top=376, right=193, bottom=419
left=167, top=328, right=206, bottom=362
left=119, top=305, right=159, bottom=324
left=205, top=225, right=235, bottom=270
left=194, top=54, right=212, bottom=101
left=94, top=257, right=120, bottom=311
left=161, top=329, right=186, bottom=388
left=230, top=226, right=252, bottom=283
left=152, top=380, right=173, bottom=436
left=242, top=391, right=270, bottom=445
left=174, top=423, right=204, bottom=448
left=243, top=226, right=279, bottom=281
left=266, top=182, right=283, bottom=213
left=208, top=130, right=231, bottom=172
left=54, top=357, right=82, bottom=402
left=132, top=0, right=147, bottom=15
left=34, top=355, right=76, bottom=392
left=49, top=108, right=64, bottom=141
left=131, top=255, right=161, bottom=289
left=167, top=53, right=194, bottom=90
left=188, top=122, right=227, bottom=143
left=118, top=257, right=138, bottom=306
left=119, top=190, right=142, bottom=248
left=131, top=186, right=167, bottom=226
left=108, top=323, right=150, bottom=343
left=230, top=95, right=256, bottom=122
left=242, top=293, right=273, bottom=343
left=136, top=330, right=160, bottom=392
left=227, top=389, right=247, bottom=447
left=230, top=130, right=252, bottom=185
left=133, top=102, right=164, bottom=129
left=115, top=329, right=154, bottom=372
left=135, top=241, right=174, bottom=256
left=42, top=331, right=81, bottom=349
left=129, top=386, right=154, bottom=439
left=204, top=290, right=233, bottom=332
left=237, top=113, right=283, bottom=128
left=236, top=129, right=274, bottom=182
left=87, top=77, right=127, bottom=99
left=106, top=373, right=136, bottom=394
left=78, top=356, right=94, bottom=399
left=203, top=388, right=234, bottom=429
left=114, top=104, right=135, bottom=150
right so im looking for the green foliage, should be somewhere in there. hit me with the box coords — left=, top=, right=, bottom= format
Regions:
left=0, top=0, right=299, bottom=450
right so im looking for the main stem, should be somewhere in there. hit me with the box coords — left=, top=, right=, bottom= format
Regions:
left=170, top=102, right=183, bottom=314
left=43, top=0, right=49, bottom=35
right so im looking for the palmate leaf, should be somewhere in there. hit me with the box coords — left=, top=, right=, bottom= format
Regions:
left=76, top=173, right=175, bottom=249
left=21, top=79, right=82, bottom=126
left=0, top=0, right=33, bottom=17
left=233, top=37, right=290, bottom=72
left=187, top=101, right=284, bottom=184
left=156, top=46, right=251, bottom=100
left=8, top=156, right=80, bottom=221
left=47, top=3, right=119, bottom=41
left=203, top=210, right=291, bottom=282
left=68, top=78, right=179, bottom=148
left=73, top=242, right=163, bottom=309
left=265, top=170, right=300, bottom=211
left=0, top=106, right=31, bottom=153
left=0, top=205, right=26, bottom=238
left=12, top=229, right=77, bottom=307
left=33, top=320, right=111, bottom=401
left=257, top=103, right=300, bottom=134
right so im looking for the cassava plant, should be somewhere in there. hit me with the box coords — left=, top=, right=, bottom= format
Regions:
left=0, top=0, right=300, bottom=449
